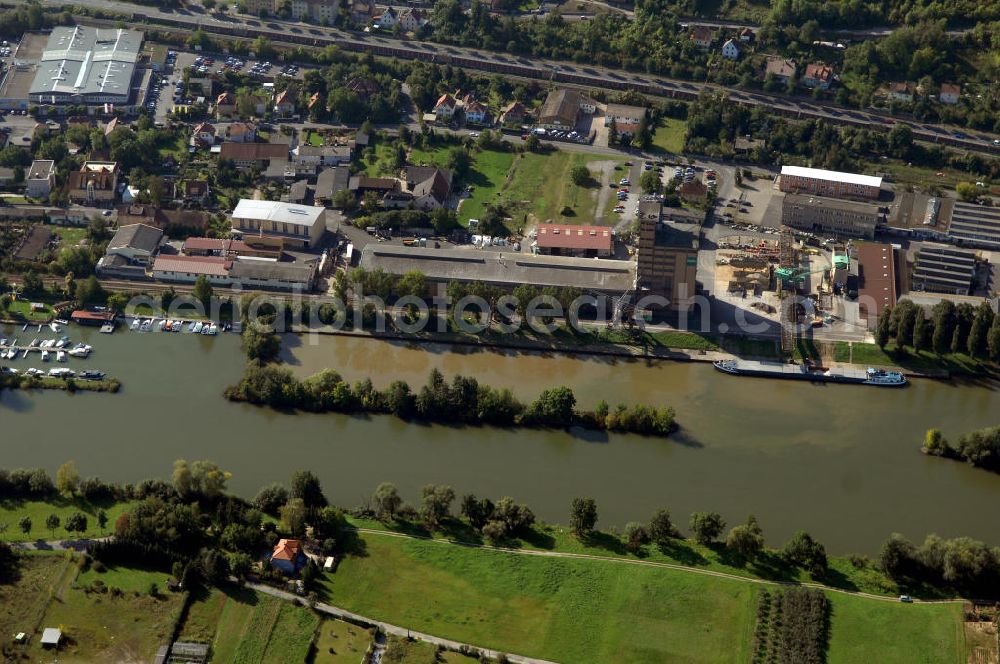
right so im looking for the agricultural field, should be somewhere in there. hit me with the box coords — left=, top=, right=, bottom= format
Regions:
left=180, top=586, right=319, bottom=663
left=0, top=498, right=134, bottom=542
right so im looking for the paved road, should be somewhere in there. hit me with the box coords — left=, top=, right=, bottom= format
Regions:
left=247, top=581, right=561, bottom=664
left=33, top=0, right=1000, bottom=156
left=10, top=537, right=110, bottom=551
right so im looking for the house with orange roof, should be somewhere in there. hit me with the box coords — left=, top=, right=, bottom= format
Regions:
left=270, top=538, right=308, bottom=575
left=274, top=89, right=296, bottom=117
left=433, top=93, right=457, bottom=120
left=215, top=91, right=237, bottom=119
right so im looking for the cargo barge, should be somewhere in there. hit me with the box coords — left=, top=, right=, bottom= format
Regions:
left=713, top=359, right=907, bottom=387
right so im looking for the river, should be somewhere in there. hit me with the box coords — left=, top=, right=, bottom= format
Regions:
left=3, top=323, right=1000, bottom=554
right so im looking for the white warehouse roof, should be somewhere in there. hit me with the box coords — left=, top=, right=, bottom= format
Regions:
left=780, top=165, right=882, bottom=189
left=231, top=199, right=325, bottom=227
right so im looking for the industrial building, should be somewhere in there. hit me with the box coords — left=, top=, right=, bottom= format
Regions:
left=782, top=194, right=881, bottom=239
left=231, top=199, right=326, bottom=248
left=910, top=245, right=976, bottom=295
left=533, top=223, right=613, bottom=258
left=359, top=245, right=635, bottom=297
left=779, top=166, right=882, bottom=200
left=29, top=27, right=143, bottom=107
left=636, top=201, right=700, bottom=312
left=854, top=242, right=898, bottom=328
left=946, top=201, right=1000, bottom=250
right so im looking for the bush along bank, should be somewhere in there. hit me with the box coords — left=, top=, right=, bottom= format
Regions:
left=1, top=373, right=121, bottom=394
left=922, top=426, right=1000, bottom=473
left=224, top=366, right=677, bottom=438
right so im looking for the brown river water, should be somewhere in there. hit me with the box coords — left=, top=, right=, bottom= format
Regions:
left=3, top=323, right=999, bottom=553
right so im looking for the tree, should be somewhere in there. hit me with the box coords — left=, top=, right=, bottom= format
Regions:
left=241, top=322, right=281, bottom=363
left=922, top=428, right=949, bottom=455
left=621, top=522, right=648, bottom=553
left=893, top=300, right=917, bottom=349
left=420, top=484, right=455, bottom=528
left=912, top=309, right=931, bottom=353
left=45, top=513, right=60, bottom=537
left=930, top=300, right=956, bottom=355
left=639, top=169, right=661, bottom=195
left=967, top=302, right=994, bottom=358
left=955, top=182, right=979, bottom=202
left=18, top=516, right=31, bottom=535
left=570, top=497, right=597, bottom=538
left=879, top=533, right=917, bottom=580
left=55, top=460, right=79, bottom=497
left=253, top=483, right=289, bottom=515
left=988, top=316, right=1000, bottom=362
left=460, top=494, right=495, bottom=530
left=172, top=459, right=194, bottom=498
left=97, top=510, right=108, bottom=533
left=648, top=509, right=674, bottom=546
left=524, top=386, right=576, bottom=427
left=280, top=498, right=308, bottom=537
left=875, top=306, right=892, bottom=348
left=447, top=147, right=472, bottom=178
left=106, top=292, right=129, bottom=313
left=193, top=275, right=214, bottom=309
left=64, top=512, right=87, bottom=536
left=290, top=470, right=327, bottom=510
left=783, top=530, right=828, bottom=576
left=726, top=515, right=764, bottom=560
left=569, top=165, right=590, bottom=187
left=373, top=482, right=402, bottom=520
left=689, top=511, right=725, bottom=545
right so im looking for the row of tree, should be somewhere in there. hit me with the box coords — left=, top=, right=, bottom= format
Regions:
left=923, top=425, right=1000, bottom=472
left=879, top=531, right=1000, bottom=594
left=225, top=365, right=677, bottom=437
left=876, top=299, right=1000, bottom=360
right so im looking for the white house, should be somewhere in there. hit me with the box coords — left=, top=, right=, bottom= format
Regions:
left=25, top=160, right=56, bottom=199
left=397, top=7, right=427, bottom=31
left=374, top=7, right=396, bottom=27
left=292, top=145, right=353, bottom=168
left=433, top=93, right=457, bottom=120
left=722, top=39, right=740, bottom=60
left=939, top=83, right=960, bottom=105
left=190, top=122, right=216, bottom=148
left=464, top=100, right=488, bottom=124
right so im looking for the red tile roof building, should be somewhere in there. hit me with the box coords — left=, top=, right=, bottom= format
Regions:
left=534, top=223, right=613, bottom=257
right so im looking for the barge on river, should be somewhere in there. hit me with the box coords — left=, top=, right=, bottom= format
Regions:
left=713, top=359, right=907, bottom=387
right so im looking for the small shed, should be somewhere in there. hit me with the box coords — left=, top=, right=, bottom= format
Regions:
left=40, top=628, right=62, bottom=648
left=323, top=556, right=335, bottom=571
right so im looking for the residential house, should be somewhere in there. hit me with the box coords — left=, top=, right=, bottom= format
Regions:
left=315, top=166, right=351, bottom=207
left=721, top=39, right=740, bottom=60
left=374, top=6, right=397, bottom=27
left=765, top=56, right=796, bottom=86
left=274, top=90, right=296, bottom=117
left=802, top=63, right=834, bottom=90
left=404, top=166, right=452, bottom=210
left=939, top=83, right=960, bottom=105
left=397, top=7, right=427, bottom=31
left=464, top=100, right=488, bottom=124
left=538, top=89, right=595, bottom=129
left=190, top=121, right=216, bottom=148
left=889, top=82, right=916, bottom=103
left=219, top=142, right=288, bottom=170
left=67, top=161, right=119, bottom=206
left=231, top=199, right=327, bottom=248
left=225, top=121, right=257, bottom=143
left=215, top=91, right=237, bottom=119
left=106, top=223, right=164, bottom=265
left=499, top=101, right=528, bottom=126
left=605, top=103, right=646, bottom=137
left=288, top=179, right=310, bottom=204
left=689, top=25, right=713, bottom=48
left=244, top=0, right=275, bottom=15
left=433, top=93, right=457, bottom=120
left=289, top=0, right=339, bottom=23
left=174, top=179, right=211, bottom=205
left=292, top=144, right=352, bottom=169
left=308, top=92, right=323, bottom=114
left=738, top=27, right=754, bottom=42
left=25, top=160, right=56, bottom=199
left=0, top=167, right=15, bottom=187
left=349, top=175, right=400, bottom=203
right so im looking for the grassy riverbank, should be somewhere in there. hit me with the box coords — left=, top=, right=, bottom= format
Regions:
left=320, top=529, right=966, bottom=664
left=4, top=375, right=122, bottom=393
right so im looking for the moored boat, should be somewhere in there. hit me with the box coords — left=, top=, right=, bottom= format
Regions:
left=713, top=359, right=907, bottom=387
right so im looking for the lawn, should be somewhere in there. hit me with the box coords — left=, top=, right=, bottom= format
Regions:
left=185, top=586, right=318, bottom=664
left=76, top=563, right=171, bottom=594
left=826, top=593, right=965, bottom=664
left=3, top=300, right=54, bottom=322
left=312, top=619, right=374, bottom=663
left=318, top=534, right=759, bottom=664
left=501, top=151, right=610, bottom=228
left=454, top=149, right=516, bottom=224
left=363, top=142, right=400, bottom=177
left=0, top=498, right=135, bottom=542
left=833, top=341, right=982, bottom=375
left=651, top=117, right=688, bottom=154
left=305, top=130, right=325, bottom=147
left=51, top=226, right=88, bottom=247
